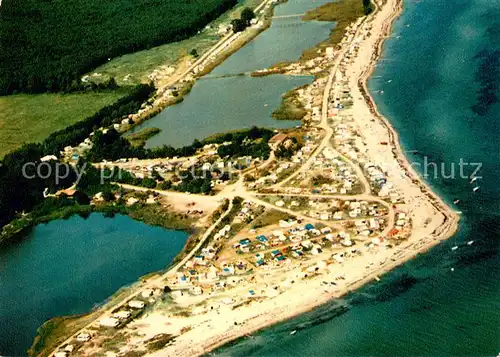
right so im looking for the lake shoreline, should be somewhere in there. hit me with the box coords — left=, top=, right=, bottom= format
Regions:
left=0, top=198, right=195, bottom=248
left=121, top=0, right=278, bottom=136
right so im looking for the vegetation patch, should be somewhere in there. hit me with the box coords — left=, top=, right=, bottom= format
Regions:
left=145, top=333, right=175, bottom=351
left=126, top=128, right=162, bottom=147
left=251, top=209, right=293, bottom=228
left=272, top=88, right=308, bottom=121
left=301, top=0, right=368, bottom=60
left=124, top=202, right=195, bottom=232
left=28, top=313, right=97, bottom=357
left=275, top=137, right=303, bottom=159
left=0, top=90, right=128, bottom=157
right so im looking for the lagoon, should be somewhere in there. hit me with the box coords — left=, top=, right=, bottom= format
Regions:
left=0, top=213, right=188, bottom=356
left=134, top=0, right=334, bottom=148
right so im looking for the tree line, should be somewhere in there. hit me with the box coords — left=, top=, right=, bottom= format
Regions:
left=231, top=7, right=256, bottom=32
left=86, top=126, right=274, bottom=163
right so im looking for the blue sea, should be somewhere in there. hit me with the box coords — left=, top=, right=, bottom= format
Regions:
left=210, top=0, right=500, bottom=355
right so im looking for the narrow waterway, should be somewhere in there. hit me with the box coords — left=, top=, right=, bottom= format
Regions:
left=133, top=0, right=335, bottom=148
left=0, top=213, right=189, bottom=356
left=210, top=0, right=500, bottom=355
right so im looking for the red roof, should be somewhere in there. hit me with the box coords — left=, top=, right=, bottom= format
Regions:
left=387, top=228, right=399, bottom=237
left=269, top=133, right=288, bottom=144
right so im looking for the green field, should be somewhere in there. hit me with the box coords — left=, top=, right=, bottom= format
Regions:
left=91, top=35, right=219, bottom=86
left=0, top=90, right=128, bottom=157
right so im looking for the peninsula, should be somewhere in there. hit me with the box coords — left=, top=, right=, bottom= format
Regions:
left=39, top=0, right=460, bottom=356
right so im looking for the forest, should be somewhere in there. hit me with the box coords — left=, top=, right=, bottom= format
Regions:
left=0, top=0, right=237, bottom=94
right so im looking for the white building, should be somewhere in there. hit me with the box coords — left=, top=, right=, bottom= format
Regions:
left=99, top=317, right=120, bottom=327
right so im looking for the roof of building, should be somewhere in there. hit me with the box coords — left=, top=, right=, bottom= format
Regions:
left=269, top=133, right=288, bottom=144
left=56, top=188, right=76, bottom=197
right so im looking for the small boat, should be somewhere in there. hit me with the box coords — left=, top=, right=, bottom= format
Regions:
left=473, top=186, right=480, bottom=192
left=374, top=276, right=381, bottom=282
left=470, top=177, right=478, bottom=184
left=451, top=268, right=455, bottom=272
left=453, top=199, right=460, bottom=204
left=451, top=246, right=458, bottom=251
left=290, top=330, right=297, bottom=335
left=387, top=79, right=392, bottom=83
left=467, top=240, right=474, bottom=245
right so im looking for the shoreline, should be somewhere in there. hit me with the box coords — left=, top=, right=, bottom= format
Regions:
left=158, top=0, right=460, bottom=354
left=356, top=0, right=460, bottom=243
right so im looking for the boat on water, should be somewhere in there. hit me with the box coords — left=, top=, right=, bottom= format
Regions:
left=290, top=330, right=297, bottom=335
left=453, top=199, right=460, bottom=204
left=451, top=246, right=458, bottom=251
left=467, top=240, right=474, bottom=245
left=470, top=177, right=478, bottom=184
left=473, top=186, right=480, bottom=192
